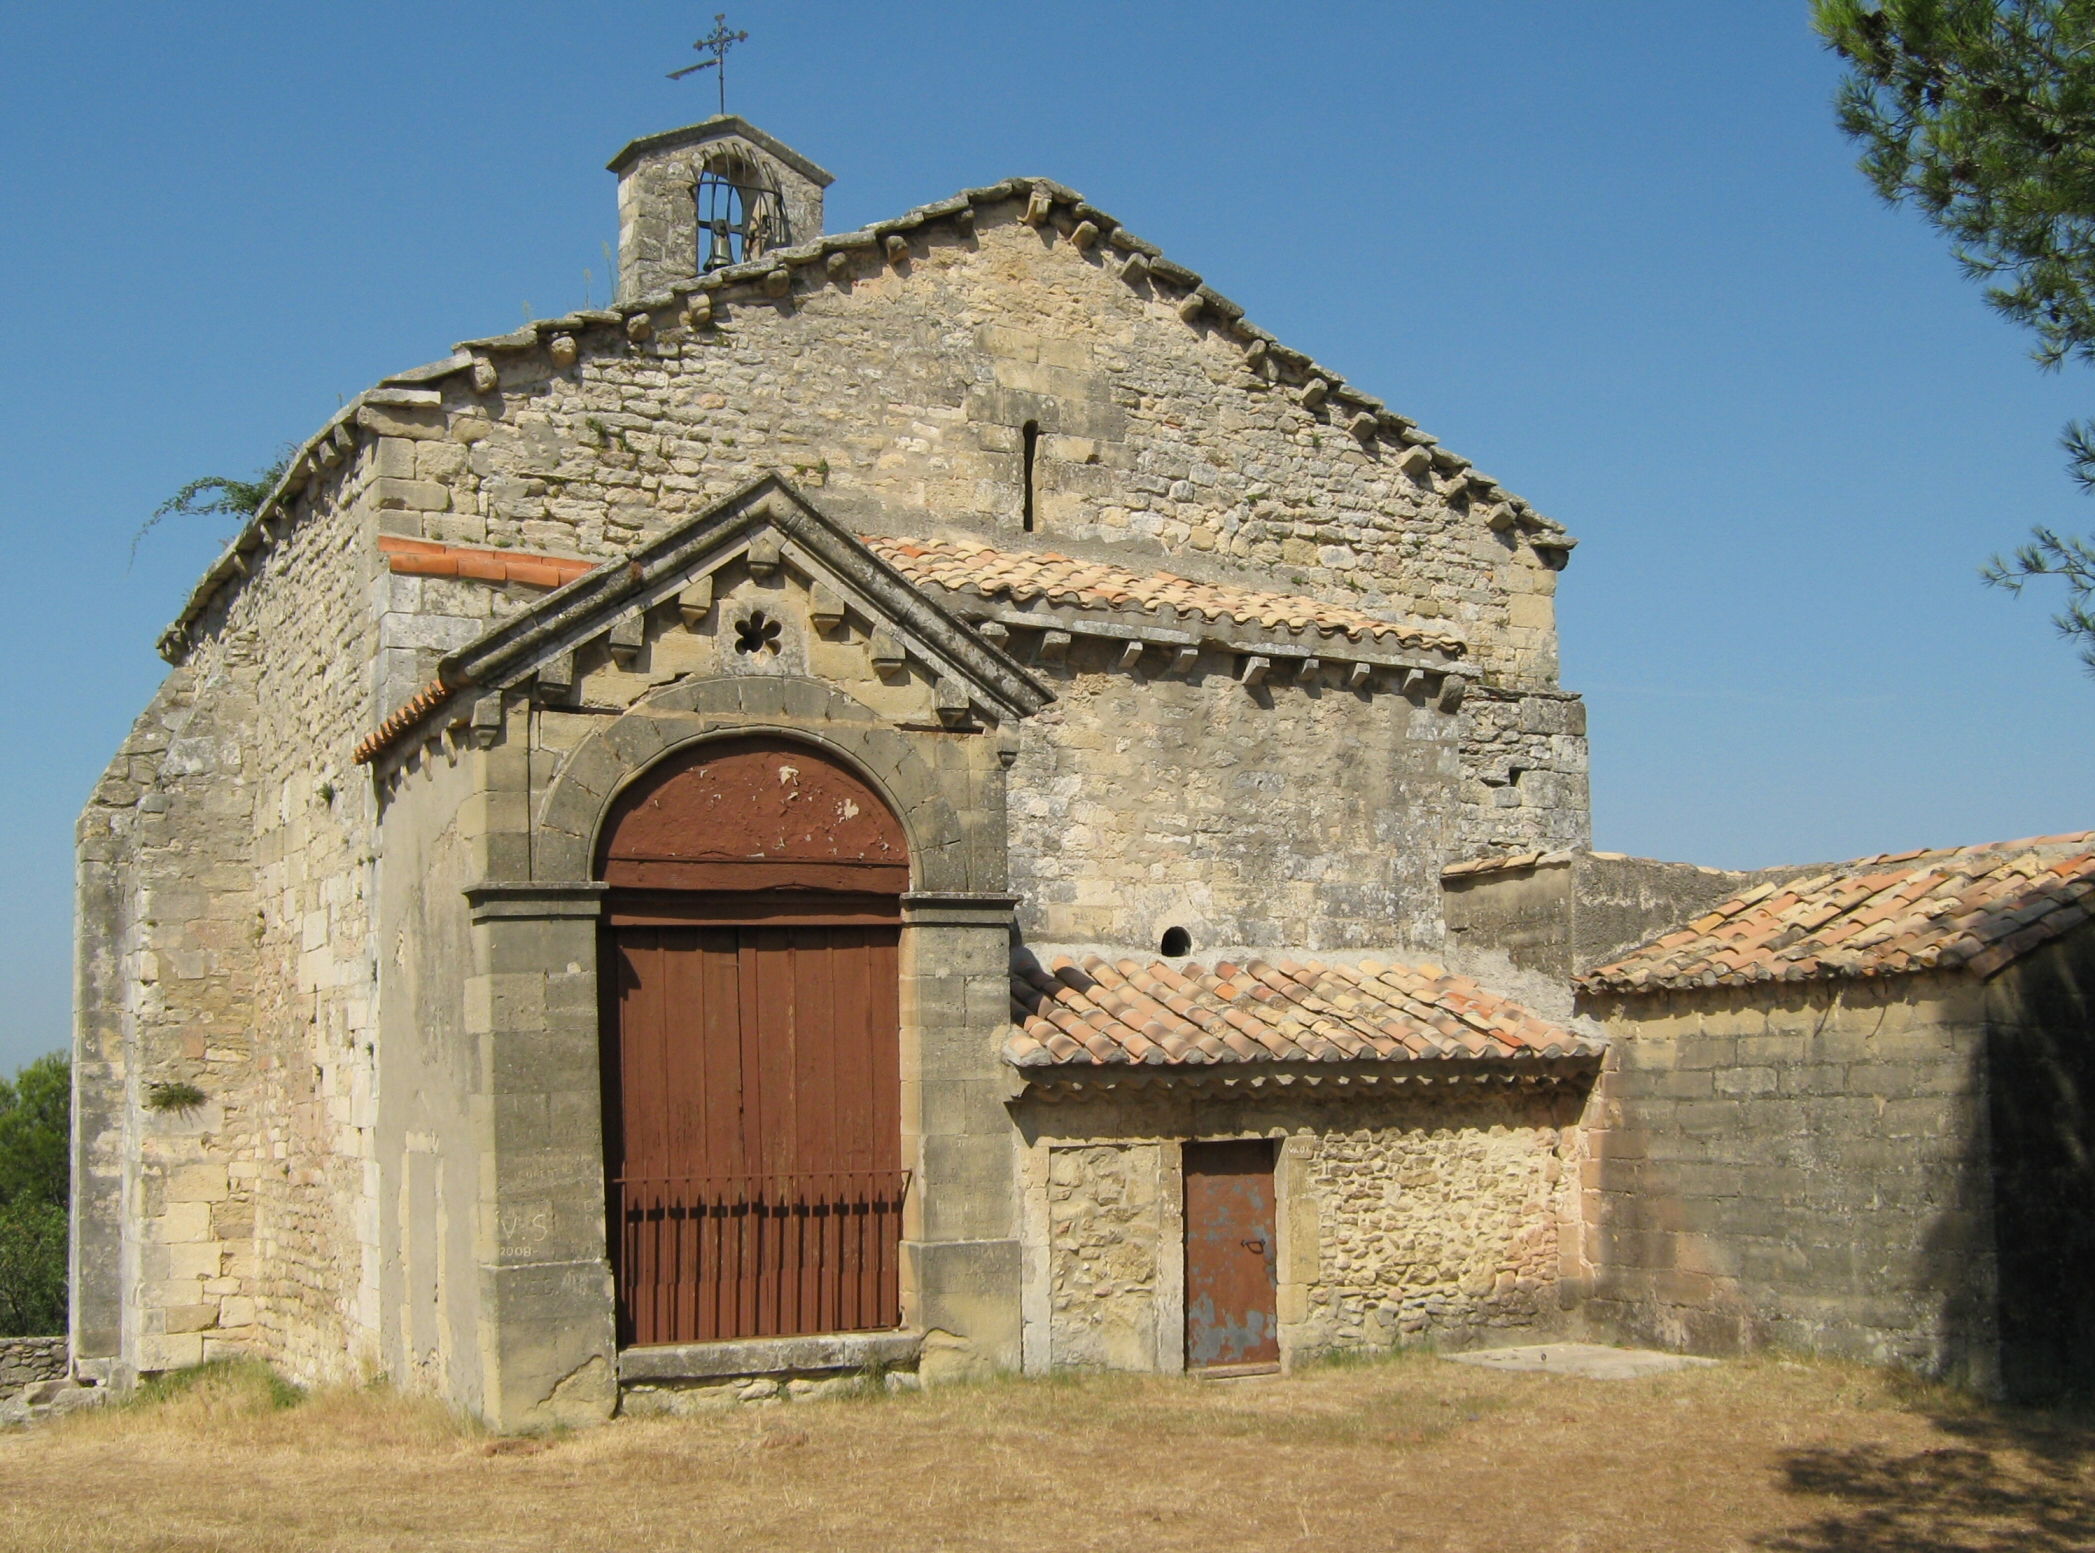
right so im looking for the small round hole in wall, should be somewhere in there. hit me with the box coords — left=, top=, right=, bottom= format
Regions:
left=1159, top=926, right=1192, bottom=958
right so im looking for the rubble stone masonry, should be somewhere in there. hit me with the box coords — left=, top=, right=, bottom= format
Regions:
left=400, top=192, right=1586, bottom=860
left=0, top=1337, right=68, bottom=1395
left=1024, top=1086, right=1587, bottom=1372
left=80, top=167, right=1589, bottom=1396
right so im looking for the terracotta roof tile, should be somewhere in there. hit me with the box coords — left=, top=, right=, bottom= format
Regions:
left=863, top=536, right=1464, bottom=655
left=379, top=536, right=598, bottom=589
left=1004, top=950, right=1598, bottom=1069
left=353, top=678, right=456, bottom=766
left=1579, top=833, right=2095, bottom=994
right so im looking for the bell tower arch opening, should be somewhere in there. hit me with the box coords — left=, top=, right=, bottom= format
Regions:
left=595, top=736, right=909, bottom=1348
left=608, top=117, right=835, bottom=304
left=694, top=148, right=788, bottom=272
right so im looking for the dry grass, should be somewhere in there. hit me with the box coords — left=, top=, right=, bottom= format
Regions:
left=4, top=1351, right=2095, bottom=1551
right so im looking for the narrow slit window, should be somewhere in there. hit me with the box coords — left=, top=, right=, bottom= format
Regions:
left=1021, top=420, right=1039, bottom=533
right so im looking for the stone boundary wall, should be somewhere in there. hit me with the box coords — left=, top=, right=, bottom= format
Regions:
left=0, top=1338, right=68, bottom=1394
left=1578, top=974, right=1997, bottom=1389
left=1444, top=851, right=1810, bottom=983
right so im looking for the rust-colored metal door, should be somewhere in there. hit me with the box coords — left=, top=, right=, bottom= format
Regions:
left=604, top=919, right=904, bottom=1346
left=1183, top=1139, right=1280, bottom=1371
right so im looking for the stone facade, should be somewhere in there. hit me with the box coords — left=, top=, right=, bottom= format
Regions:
left=76, top=117, right=1602, bottom=1424
left=95, top=110, right=2084, bottom=1417
left=1010, top=650, right=1462, bottom=953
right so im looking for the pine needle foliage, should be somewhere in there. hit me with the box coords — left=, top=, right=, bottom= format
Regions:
left=1814, top=0, right=2095, bottom=670
left=1981, top=526, right=2095, bottom=668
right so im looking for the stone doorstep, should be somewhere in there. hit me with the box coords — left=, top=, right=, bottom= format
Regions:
left=1192, top=1362, right=1282, bottom=1381
left=616, top=1329, right=924, bottom=1386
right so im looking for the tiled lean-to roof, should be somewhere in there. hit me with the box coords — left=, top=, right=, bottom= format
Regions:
left=864, top=537, right=1465, bottom=655
left=1579, top=833, right=2095, bottom=993
left=1004, top=951, right=1597, bottom=1069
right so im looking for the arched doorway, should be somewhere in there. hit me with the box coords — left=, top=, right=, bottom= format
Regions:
left=597, top=736, right=909, bottom=1347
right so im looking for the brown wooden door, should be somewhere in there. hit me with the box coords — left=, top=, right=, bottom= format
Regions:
left=605, top=921, right=904, bottom=1346
left=1183, top=1139, right=1280, bottom=1370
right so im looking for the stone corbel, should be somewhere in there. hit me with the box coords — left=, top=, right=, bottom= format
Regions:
left=536, top=651, right=576, bottom=702
left=809, top=583, right=847, bottom=632
left=933, top=677, right=971, bottom=727
left=677, top=576, right=714, bottom=630
left=746, top=531, right=783, bottom=579
left=869, top=627, right=907, bottom=675
left=607, top=614, right=645, bottom=668
left=468, top=694, right=504, bottom=749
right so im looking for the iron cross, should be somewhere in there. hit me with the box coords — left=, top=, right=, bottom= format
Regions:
left=668, top=13, right=750, bottom=118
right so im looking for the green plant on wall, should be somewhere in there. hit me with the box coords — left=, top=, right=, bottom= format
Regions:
left=130, top=446, right=294, bottom=567
left=0, top=1051, right=69, bottom=1337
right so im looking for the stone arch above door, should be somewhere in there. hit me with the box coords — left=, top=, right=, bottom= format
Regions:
left=534, top=674, right=982, bottom=894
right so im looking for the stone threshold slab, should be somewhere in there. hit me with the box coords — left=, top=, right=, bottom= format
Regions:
left=1443, top=1343, right=1719, bottom=1380
left=618, top=1330, right=924, bottom=1384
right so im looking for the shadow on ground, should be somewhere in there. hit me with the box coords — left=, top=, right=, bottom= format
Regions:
left=1756, top=1408, right=2095, bottom=1552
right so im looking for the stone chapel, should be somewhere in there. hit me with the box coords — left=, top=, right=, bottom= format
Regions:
left=72, top=116, right=2095, bottom=1426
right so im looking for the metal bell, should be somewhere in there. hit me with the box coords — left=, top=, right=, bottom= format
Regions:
left=703, top=220, right=735, bottom=272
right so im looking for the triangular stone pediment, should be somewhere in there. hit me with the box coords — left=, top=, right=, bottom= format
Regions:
left=437, top=475, right=1054, bottom=728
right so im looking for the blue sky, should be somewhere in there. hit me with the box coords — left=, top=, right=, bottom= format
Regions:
left=2, top=2, right=2090, bottom=1072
